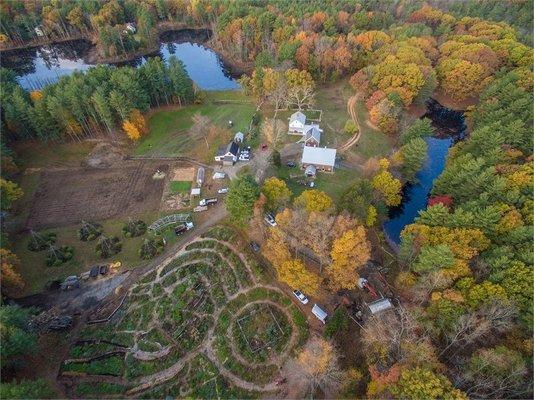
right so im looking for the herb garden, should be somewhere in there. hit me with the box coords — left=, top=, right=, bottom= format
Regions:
left=59, top=226, right=308, bottom=398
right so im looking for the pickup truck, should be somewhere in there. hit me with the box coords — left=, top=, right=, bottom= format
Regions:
left=174, top=221, right=194, bottom=235
left=199, top=197, right=218, bottom=206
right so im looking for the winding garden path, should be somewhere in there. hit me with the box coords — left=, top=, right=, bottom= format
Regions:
left=63, top=233, right=305, bottom=397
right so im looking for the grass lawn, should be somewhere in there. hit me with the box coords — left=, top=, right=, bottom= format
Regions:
left=11, top=210, right=185, bottom=296
left=272, top=165, right=361, bottom=203
left=135, top=90, right=255, bottom=160
left=169, top=181, right=192, bottom=194
left=348, top=96, right=393, bottom=160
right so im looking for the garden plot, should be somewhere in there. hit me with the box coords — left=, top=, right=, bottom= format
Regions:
left=59, top=226, right=308, bottom=398
left=162, top=166, right=196, bottom=211
left=26, top=161, right=169, bottom=229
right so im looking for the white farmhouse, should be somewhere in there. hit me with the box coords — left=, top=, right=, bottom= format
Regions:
left=288, top=111, right=307, bottom=134
left=301, top=146, right=337, bottom=177
left=214, top=141, right=239, bottom=165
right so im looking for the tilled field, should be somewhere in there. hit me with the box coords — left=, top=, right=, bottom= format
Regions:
left=26, top=161, right=169, bottom=229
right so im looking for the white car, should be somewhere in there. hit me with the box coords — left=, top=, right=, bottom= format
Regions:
left=293, top=290, right=309, bottom=305
left=239, top=155, right=250, bottom=161
left=218, top=188, right=228, bottom=194
left=264, top=213, right=276, bottom=227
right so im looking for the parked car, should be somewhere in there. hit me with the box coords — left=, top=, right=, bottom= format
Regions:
left=293, top=290, right=309, bottom=305
left=249, top=241, right=261, bottom=252
left=264, top=213, right=277, bottom=227
left=60, top=276, right=80, bottom=291
left=89, top=266, right=100, bottom=278
left=286, top=161, right=296, bottom=168
left=99, top=265, right=109, bottom=275
left=239, top=155, right=250, bottom=162
left=309, top=181, right=315, bottom=188
left=193, top=205, right=208, bottom=212
left=217, top=188, right=229, bottom=194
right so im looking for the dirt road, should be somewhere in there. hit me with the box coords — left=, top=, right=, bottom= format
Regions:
left=339, top=95, right=363, bottom=152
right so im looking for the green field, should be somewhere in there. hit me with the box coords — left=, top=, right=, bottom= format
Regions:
left=348, top=96, right=393, bottom=160
left=135, top=91, right=255, bottom=159
left=169, top=181, right=192, bottom=194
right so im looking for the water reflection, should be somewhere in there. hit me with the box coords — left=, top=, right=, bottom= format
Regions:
left=0, top=31, right=238, bottom=91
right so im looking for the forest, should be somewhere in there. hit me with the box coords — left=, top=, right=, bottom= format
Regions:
left=0, top=0, right=533, bottom=399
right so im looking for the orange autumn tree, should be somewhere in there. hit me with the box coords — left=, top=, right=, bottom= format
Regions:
left=123, top=109, right=147, bottom=141
left=329, top=226, right=371, bottom=290
left=0, top=248, right=24, bottom=297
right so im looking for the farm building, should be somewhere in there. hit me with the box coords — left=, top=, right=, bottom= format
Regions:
left=301, top=147, right=336, bottom=176
left=301, top=125, right=322, bottom=147
left=288, top=111, right=307, bottom=134
left=196, top=167, right=205, bottom=186
left=214, top=141, right=239, bottom=165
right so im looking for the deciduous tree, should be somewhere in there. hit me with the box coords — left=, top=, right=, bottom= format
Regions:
left=276, top=258, right=321, bottom=295
left=328, top=226, right=371, bottom=290
left=262, top=177, right=291, bottom=210
left=294, top=190, right=332, bottom=213
left=284, top=337, right=345, bottom=398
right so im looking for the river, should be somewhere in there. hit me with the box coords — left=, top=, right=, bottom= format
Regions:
left=383, top=99, right=466, bottom=246
left=0, top=30, right=239, bottom=91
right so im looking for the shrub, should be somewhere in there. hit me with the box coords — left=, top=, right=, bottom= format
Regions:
left=27, top=231, right=56, bottom=252
left=95, top=236, right=122, bottom=258
left=46, top=245, right=74, bottom=267
left=139, top=237, right=165, bottom=260
left=78, top=221, right=103, bottom=241
left=344, top=119, right=358, bottom=135
left=324, top=307, right=349, bottom=338
left=122, top=219, right=147, bottom=238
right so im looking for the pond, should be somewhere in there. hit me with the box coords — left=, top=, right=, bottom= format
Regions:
left=383, top=99, right=466, bottom=247
left=0, top=30, right=239, bottom=91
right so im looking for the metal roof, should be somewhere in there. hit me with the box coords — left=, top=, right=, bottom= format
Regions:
left=368, top=298, right=393, bottom=314
left=289, top=111, right=306, bottom=125
left=234, top=131, right=244, bottom=142
left=301, top=146, right=336, bottom=167
left=304, top=125, right=321, bottom=143
left=312, top=304, right=328, bottom=322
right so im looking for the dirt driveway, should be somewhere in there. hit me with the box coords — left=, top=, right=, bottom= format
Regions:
left=26, top=161, right=170, bottom=229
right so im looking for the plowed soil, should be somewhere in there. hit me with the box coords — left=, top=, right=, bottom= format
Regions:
left=26, top=161, right=169, bottom=229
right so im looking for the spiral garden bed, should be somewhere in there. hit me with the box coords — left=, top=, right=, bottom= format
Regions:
left=59, top=226, right=308, bottom=398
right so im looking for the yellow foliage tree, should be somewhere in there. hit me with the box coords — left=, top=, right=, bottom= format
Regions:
left=294, top=189, right=333, bottom=213
left=262, top=177, right=291, bottom=210
left=0, top=248, right=24, bottom=297
left=123, top=120, right=141, bottom=141
left=263, top=227, right=292, bottom=267
left=402, top=224, right=490, bottom=260
left=123, top=109, right=147, bottom=141
left=329, top=226, right=371, bottom=290
left=277, top=258, right=321, bottom=295
left=371, top=170, right=402, bottom=206
left=29, top=90, right=43, bottom=102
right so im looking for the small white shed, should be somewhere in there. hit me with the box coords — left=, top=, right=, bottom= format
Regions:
left=368, top=298, right=393, bottom=315
left=191, top=188, right=201, bottom=196
left=312, top=304, right=328, bottom=324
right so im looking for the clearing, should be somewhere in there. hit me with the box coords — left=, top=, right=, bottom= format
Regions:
left=58, top=226, right=308, bottom=399
left=134, top=91, right=256, bottom=160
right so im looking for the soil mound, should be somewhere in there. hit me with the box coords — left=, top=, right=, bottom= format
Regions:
left=83, top=142, right=126, bottom=168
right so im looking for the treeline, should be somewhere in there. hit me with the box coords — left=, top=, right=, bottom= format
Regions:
left=391, top=71, right=533, bottom=399
left=0, top=0, right=217, bottom=58
left=0, top=56, right=194, bottom=142
left=434, top=0, right=534, bottom=46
